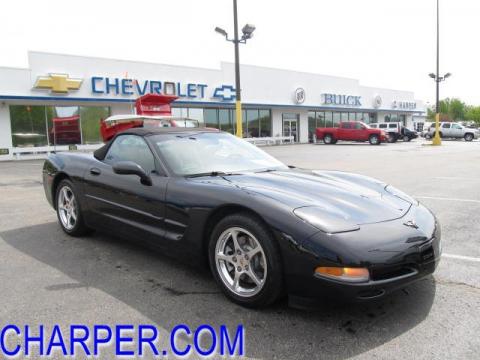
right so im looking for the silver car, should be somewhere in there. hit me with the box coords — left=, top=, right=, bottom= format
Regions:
left=427, top=122, right=479, bottom=141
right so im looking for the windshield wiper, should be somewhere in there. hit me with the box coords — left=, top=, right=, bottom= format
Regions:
left=186, top=171, right=237, bottom=178
left=254, top=168, right=280, bottom=173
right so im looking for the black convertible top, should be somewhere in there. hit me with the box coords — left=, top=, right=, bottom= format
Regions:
left=93, top=127, right=220, bottom=160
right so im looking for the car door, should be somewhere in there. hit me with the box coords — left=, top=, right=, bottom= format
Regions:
left=450, top=123, right=463, bottom=138
left=354, top=122, right=369, bottom=141
left=337, top=122, right=352, bottom=140
left=441, top=123, right=451, bottom=137
left=83, top=134, right=169, bottom=245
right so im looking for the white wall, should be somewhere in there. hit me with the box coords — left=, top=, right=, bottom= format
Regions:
left=0, top=105, right=13, bottom=160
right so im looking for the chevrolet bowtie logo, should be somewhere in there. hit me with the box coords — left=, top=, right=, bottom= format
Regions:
left=34, top=73, right=83, bottom=93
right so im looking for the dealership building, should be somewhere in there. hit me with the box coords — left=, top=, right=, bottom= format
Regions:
left=0, top=51, right=426, bottom=160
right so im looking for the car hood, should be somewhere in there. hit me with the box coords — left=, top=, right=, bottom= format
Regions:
left=226, top=169, right=412, bottom=226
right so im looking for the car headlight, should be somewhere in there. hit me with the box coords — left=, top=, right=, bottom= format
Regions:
left=293, top=206, right=360, bottom=234
left=315, top=266, right=370, bottom=283
left=385, top=185, right=418, bottom=205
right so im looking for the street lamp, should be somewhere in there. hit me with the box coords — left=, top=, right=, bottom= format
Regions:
left=429, top=0, right=450, bottom=146
left=215, top=0, right=255, bottom=137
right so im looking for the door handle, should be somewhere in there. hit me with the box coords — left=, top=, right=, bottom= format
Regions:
left=90, top=168, right=101, bottom=176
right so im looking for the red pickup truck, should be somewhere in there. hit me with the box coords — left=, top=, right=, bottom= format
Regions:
left=316, top=121, right=387, bottom=145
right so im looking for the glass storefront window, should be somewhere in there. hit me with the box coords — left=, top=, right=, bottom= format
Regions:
left=259, top=110, right=271, bottom=137
left=188, top=108, right=204, bottom=123
left=204, top=109, right=218, bottom=128
left=246, top=110, right=260, bottom=137
left=10, top=105, right=111, bottom=147
left=10, top=105, right=48, bottom=147
left=308, top=111, right=316, bottom=142
left=324, top=112, right=333, bottom=127
left=349, top=113, right=356, bottom=121
left=47, top=106, right=81, bottom=145
left=219, top=109, right=234, bottom=134
left=340, top=112, right=348, bottom=122
left=80, top=106, right=110, bottom=144
left=316, top=112, right=325, bottom=128
left=333, top=112, right=341, bottom=127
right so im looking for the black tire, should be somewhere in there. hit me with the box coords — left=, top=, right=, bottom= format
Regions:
left=323, top=134, right=334, bottom=144
left=55, top=179, right=90, bottom=236
left=403, top=135, right=410, bottom=142
left=369, top=134, right=381, bottom=145
left=208, top=213, right=283, bottom=308
left=387, top=134, right=395, bottom=143
left=331, top=139, right=338, bottom=144
left=464, top=133, right=474, bottom=142
left=439, top=131, right=443, bottom=138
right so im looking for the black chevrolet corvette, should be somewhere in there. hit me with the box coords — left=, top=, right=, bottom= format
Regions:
left=43, top=128, right=441, bottom=308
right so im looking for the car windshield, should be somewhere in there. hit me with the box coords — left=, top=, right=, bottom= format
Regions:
left=151, top=132, right=288, bottom=176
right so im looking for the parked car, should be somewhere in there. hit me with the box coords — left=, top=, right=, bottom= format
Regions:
left=426, top=122, right=479, bottom=141
left=420, top=122, right=434, bottom=137
left=401, top=127, right=418, bottom=142
left=42, top=127, right=440, bottom=307
left=316, top=121, right=387, bottom=145
left=369, top=122, right=417, bottom=142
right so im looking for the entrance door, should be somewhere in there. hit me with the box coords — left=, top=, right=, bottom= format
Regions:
left=282, top=113, right=299, bottom=142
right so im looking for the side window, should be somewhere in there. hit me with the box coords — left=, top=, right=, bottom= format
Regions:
left=104, top=135, right=156, bottom=174
left=452, top=124, right=462, bottom=129
left=442, top=123, right=451, bottom=129
left=354, top=122, right=362, bottom=129
left=379, top=124, right=387, bottom=129
left=342, top=122, right=352, bottom=129
left=389, top=124, right=397, bottom=129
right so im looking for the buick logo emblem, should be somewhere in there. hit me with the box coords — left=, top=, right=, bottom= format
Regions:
left=294, top=88, right=306, bottom=104
left=403, top=220, right=419, bottom=229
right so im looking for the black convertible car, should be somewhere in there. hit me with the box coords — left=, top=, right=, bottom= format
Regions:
left=43, top=128, right=441, bottom=308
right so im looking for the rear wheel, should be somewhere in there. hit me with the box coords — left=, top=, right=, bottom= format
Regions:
left=403, top=135, right=410, bottom=142
left=56, top=179, right=90, bottom=236
left=208, top=213, right=283, bottom=308
left=369, top=134, right=380, bottom=145
left=464, top=133, right=474, bottom=141
left=323, top=134, right=334, bottom=144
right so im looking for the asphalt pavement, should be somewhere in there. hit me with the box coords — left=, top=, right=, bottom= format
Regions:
left=0, top=138, right=479, bottom=359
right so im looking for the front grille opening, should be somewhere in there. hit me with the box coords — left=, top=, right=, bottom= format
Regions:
left=370, top=266, right=416, bottom=281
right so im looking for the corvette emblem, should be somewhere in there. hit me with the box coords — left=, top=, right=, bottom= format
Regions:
left=403, top=220, right=419, bottom=229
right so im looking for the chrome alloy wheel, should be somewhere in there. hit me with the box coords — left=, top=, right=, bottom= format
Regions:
left=57, top=186, right=77, bottom=231
left=215, top=227, right=267, bottom=297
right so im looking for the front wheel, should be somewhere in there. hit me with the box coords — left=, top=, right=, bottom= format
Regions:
left=369, top=134, right=381, bottom=145
left=464, top=133, right=474, bottom=142
left=208, top=213, right=283, bottom=308
left=323, top=134, right=334, bottom=144
left=56, top=179, right=90, bottom=236
left=403, top=135, right=410, bottom=142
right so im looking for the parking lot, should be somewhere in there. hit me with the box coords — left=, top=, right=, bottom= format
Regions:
left=0, top=139, right=479, bottom=359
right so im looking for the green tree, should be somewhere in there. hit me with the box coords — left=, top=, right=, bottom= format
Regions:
left=427, top=98, right=466, bottom=121
left=465, top=106, right=480, bottom=126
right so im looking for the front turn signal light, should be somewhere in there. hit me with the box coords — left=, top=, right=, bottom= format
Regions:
left=315, top=266, right=369, bottom=283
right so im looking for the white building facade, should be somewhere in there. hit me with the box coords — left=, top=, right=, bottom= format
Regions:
left=0, top=52, right=425, bottom=160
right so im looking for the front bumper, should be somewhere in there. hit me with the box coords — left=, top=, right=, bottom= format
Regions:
left=281, top=204, right=441, bottom=303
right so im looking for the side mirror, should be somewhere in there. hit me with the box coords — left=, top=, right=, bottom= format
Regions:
left=113, top=161, right=152, bottom=186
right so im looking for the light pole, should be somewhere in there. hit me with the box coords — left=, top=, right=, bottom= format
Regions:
left=429, top=0, right=451, bottom=146
left=215, top=0, right=255, bottom=137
